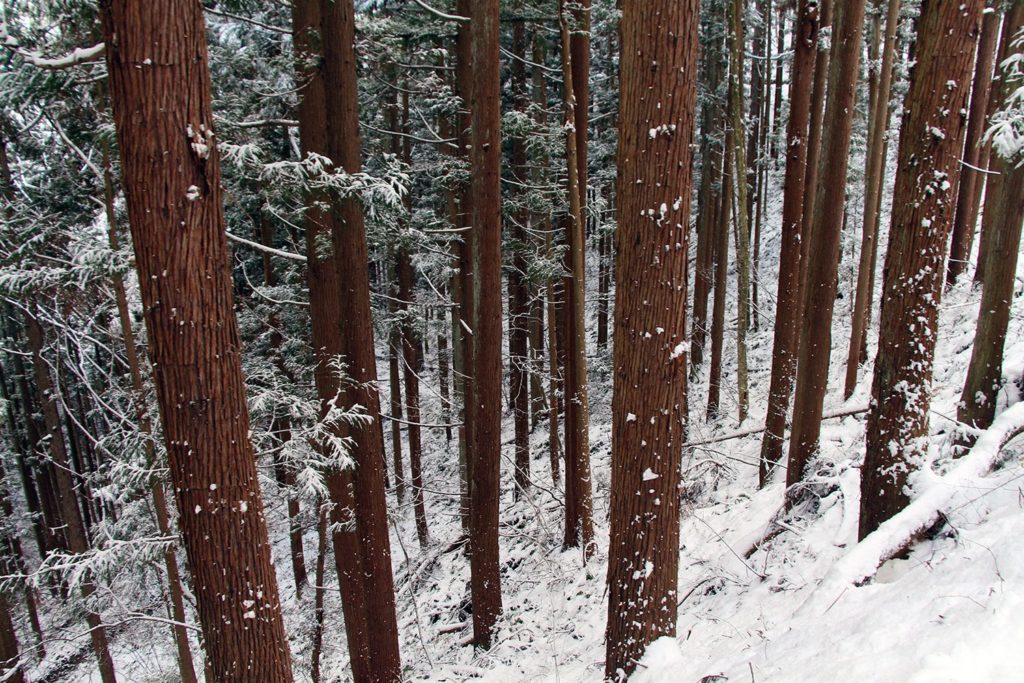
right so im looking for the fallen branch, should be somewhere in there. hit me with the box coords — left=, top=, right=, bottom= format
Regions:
left=689, top=404, right=869, bottom=447
left=800, top=401, right=1024, bottom=615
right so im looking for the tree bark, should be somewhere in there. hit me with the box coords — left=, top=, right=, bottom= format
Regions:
left=320, top=0, right=403, bottom=676
left=843, top=0, right=901, bottom=400
left=559, top=0, right=595, bottom=556
left=509, top=15, right=533, bottom=499
left=605, top=0, right=698, bottom=676
left=798, top=0, right=834, bottom=310
left=956, top=4, right=1024, bottom=441
left=468, top=0, right=504, bottom=649
left=292, top=2, right=376, bottom=679
left=860, top=0, right=984, bottom=538
left=101, top=0, right=293, bottom=677
left=729, top=0, right=752, bottom=425
left=759, top=0, right=820, bottom=486
left=947, top=4, right=1001, bottom=286
left=785, top=0, right=869, bottom=493
left=707, top=118, right=733, bottom=422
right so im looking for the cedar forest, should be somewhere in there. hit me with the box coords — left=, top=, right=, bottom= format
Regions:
left=0, top=0, right=1022, bottom=680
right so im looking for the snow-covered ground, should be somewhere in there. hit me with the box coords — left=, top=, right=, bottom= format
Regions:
left=52, top=152, right=1024, bottom=683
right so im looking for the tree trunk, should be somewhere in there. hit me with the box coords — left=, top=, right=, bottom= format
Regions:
left=860, top=0, right=984, bottom=538
left=759, top=0, right=820, bottom=486
left=691, top=44, right=725, bottom=374
left=956, top=4, right=1024, bottom=441
left=798, top=0, right=834, bottom=310
left=309, top=505, right=328, bottom=683
left=101, top=141, right=198, bottom=683
left=101, top=0, right=293, bottom=678
left=468, top=0, right=504, bottom=649
left=559, top=0, right=595, bottom=556
left=398, top=248, right=430, bottom=548
left=320, top=0, right=403, bottom=676
left=946, top=3, right=1001, bottom=286
left=292, top=3, right=378, bottom=679
left=730, top=0, right=752, bottom=425
left=785, top=0, right=869, bottom=493
left=707, top=118, right=733, bottom=422
left=606, top=0, right=698, bottom=676
left=843, top=0, right=901, bottom=400
left=772, top=4, right=787, bottom=164
left=509, top=15, right=532, bottom=499
left=0, top=592, right=23, bottom=683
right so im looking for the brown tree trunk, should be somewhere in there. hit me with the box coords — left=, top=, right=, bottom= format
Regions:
left=605, top=0, right=698, bottom=675
left=730, top=0, right=752, bottom=425
left=860, top=0, right=984, bottom=538
left=467, top=0, right=505, bottom=649
left=455, top=0, right=475, bottom=536
left=956, top=4, right=1024, bottom=439
left=798, top=0, right=834, bottom=309
left=0, top=592, right=23, bottom=683
left=320, top=0, right=403, bottom=676
left=309, top=506, right=328, bottom=683
left=509, top=15, right=532, bottom=499
left=397, top=248, right=429, bottom=548
left=531, top=34, right=563, bottom=486
left=559, top=0, right=595, bottom=556
left=946, top=3, right=1001, bottom=286
left=692, top=47, right=725, bottom=373
left=707, top=119, right=733, bottom=422
left=292, top=2, right=376, bottom=678
left=843, top=0, right=901, bottom=400
left=101, top=0, right=293, bottom=678
left=101, top=141, right=198, bottom=683
left=772, top=4, right=787, bottom=164
left=388, top=320, right=406, bottom=502
left=759, top=0, right=820, bottom=486
left=785, top=0, right=869, bottom=493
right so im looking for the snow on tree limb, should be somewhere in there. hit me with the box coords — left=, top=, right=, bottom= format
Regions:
left=802, top=401, right=1024, bottom=615
left=0, top=22, right=105, bottom=70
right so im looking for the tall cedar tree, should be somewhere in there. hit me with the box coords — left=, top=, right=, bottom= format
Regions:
left=605, top=0, right=698, bottom=676
left=468, top=0, right=505, bottom=649
left=99, top=0, right=293, bottom=678
left=559, top=0, right=596, bottom=555
left=729, top=0, right=751, bottom=424
left=320, top=0, right=404, bottom=677
left=947, top=3, right=1002, bottom=285
left=785, top=0, right=868, bottom=492
left=509, top=14, right=532, bottom=498
left=844, top=0, right=902, bottom=399
left=860, top=0, right=984, bottom=538
left=957, top=5, right=1024, bottom=436
left=294, top=2, right=390, bottom=677
left=759, top=0, right=819, bottom=485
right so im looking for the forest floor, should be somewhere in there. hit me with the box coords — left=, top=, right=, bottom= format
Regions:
left=53, top=160, right=1024, bottom=682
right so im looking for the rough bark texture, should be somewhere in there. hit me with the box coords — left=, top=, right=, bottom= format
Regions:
left=798, top=0, right=834, bottom=308
left=947, top=4, right=1001, bottom=286
left=785, top=0, right=868, bottom=492
left=956, top=5, right=1024, bottom=440
left=320, top=0, right=403, bottom=676
left=509, top=16, right=532, bottom=499
left=759, top=0, right=819, bottom=486
left=468, top=0, right=504, bottom=649
left=102, top=142, right=198, bottom=683
left=707, top=120, right=733, bottom=422
left=559, top=0, right=596, bottom=556
left=843, top=0, right=901, bottom=399
left=605, top=0, right=698, bottom=676
left=860, top=0, right=983, bottom=539
left=100, top=1, right=293, bottom=679
left=730, top=0, right=752, bottom=424
left=692, top=41, right=725, bottom=373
